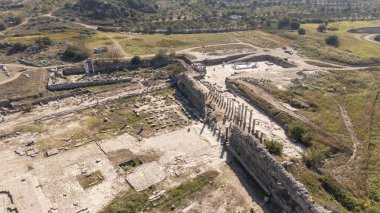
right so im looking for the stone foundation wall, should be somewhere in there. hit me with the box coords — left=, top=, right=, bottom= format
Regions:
left=229, top=125, right=328, bottom=213
left=47, top=78, right=132, bottom=91
left=176, top=73, right=207, bottom=117
left=32, top=89, right=90, bottom=105
left=196, top=53, right=251, bottom=66
left=235, top=54, right=296, bottom=68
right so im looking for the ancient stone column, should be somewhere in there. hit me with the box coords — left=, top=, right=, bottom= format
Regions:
left=239, top=103, right=245, bottom=127
left=251, top=119, right=256, bottom=135
left=233, top=106, right=237, bottom=125
left=230, top=101, right=235, bottom=120
left=260, top=132, right=264, bottom=143
left=224, top=126, right=229, bottom=145
left=243, top=106, right=248, bottom=130
left=248, top=109, right=253, bottom=133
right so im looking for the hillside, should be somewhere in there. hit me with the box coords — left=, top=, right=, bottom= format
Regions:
left=53, top=0, right=380, bottom=32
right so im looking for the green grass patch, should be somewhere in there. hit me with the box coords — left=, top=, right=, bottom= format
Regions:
left=156, top=170, right=219, bottom=210
left=153, top=88, right=175, bottom=97
left=77, top=170, right=104, bottom=189
left=120, top=158, right=143, bottom=172
left=100, top=190, right=149, bottom=213
left=13, top=122, right=44, bottom=133
left=156, top=39, right=191, bottom=48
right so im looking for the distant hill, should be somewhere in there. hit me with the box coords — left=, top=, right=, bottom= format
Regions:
left=54, top=0, right=380, bottom=32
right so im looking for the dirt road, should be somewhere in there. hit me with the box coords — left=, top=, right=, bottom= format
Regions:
left=360, top=34, right=380, bottom=45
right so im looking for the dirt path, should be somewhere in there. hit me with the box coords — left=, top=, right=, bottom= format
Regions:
left=0, top=17, right=31, bottom=36
left=103, top=34, right=130, bottom=58
left=360, top=34, right=380, bottom=45
left=334, top=101, right=362, bottom=170
left=0, top=71, right=23, bottom=85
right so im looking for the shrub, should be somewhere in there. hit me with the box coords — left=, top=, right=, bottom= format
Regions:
left=325, top=35, right=339, bottom=47
left=8, top=42, right=27, bottom=54
left=298, top=28, right=306, bottom=35
left=150, top=49, right=171, bottom=68
left=289, top=125, right=312, bottom=146
left=290, top=22, right=300, bottom=30
left=264, top=140, right=283, bottom=156
left=374, top=35, right=380, bottom=42
left=131, top=56, right=142, bottom=65
left=327, top=27, right=339, bottom=31
left=317, top=24, right=327, bottom=32
left=303, top=148, right=325, bottom=168
left=277, top=16, right=291, bottom=29
left=35, top=37, right=53, bottom=49
left=63, top=45, right=89, bottom=61
left=0, top=21, right=6, bottom=31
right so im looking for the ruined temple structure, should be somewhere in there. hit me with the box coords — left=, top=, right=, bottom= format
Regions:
left=228, top=125, right=328, bottom=213
left=176, top=70, right=329, bottom=213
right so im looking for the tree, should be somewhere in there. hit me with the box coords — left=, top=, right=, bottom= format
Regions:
left=166, top=26, right=173, bottom=34
left=8, top=42, right=26, bottom=55
left=317, top=24, right=327, bottom=32
left=35, top=37, right=53, bottom=49
left=63, top=45, right=89, bottom=61
left=298, top=28, right=306, bottom=35
left=374, top=35, right=380, bottom=42
left=325, top=35, right=339, bottom=47
left=0, top=21, right=6, bottom=31
left=277, top=16, right=291, bottom=29
left=248, top=20, right=257, bottom=29
left=5, top=15, right=22, bottom=26
left=131, top=56, right=142, bottom=65
left=290, top=21, right=300, bottom=30
left=264, top=19, right=272, bottom=28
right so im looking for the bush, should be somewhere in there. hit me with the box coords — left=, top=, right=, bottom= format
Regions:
left=298, top=28, right=306, bottom=35
left=8, top=42, right=27, bottom=54
left=325, top=35, right=339, bottom=47
left=150, top=49, right=171, bottom=68
left=290, top=22, right=300, bottom=30
left=289, top=125, right=312, bottom=146
left=317, top=24, right=327, bottom=32
left=264, top=140, right=283, bottom=156
left=327, top=27, right=339, bottom=31
left=131, top=56, right=142, bottom=65
left=277, top=16, right=291, bottom=29
left=63, top=45, right=89, bottom=61
left=375, top=35, right=380, bottom=42
left=303, top=148, right=325, bottom=168
left=35, top=37, right=53, bottom=49
left=0, top=21, right=6, bottom=31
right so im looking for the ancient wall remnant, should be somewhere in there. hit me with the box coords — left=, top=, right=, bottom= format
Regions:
left=47, top=77, right=132, bottom=90
left=228, top=125, right=328, bottom=213
left=176, top=73, right=207, bottom=117
left=197, top=53, right=251, bottom=66
left=231, top=54, right=296, bottom=68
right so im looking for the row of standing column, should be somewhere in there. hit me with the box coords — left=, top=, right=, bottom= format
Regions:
left=208, top=89, right=268, bottom=143
left=207, top=89, right=257, bottom=135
